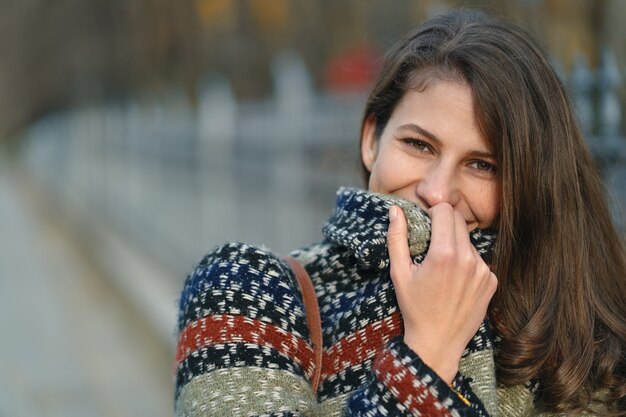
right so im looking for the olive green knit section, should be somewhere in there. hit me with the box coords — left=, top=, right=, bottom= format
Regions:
left=374, top=192, right=431, bottom=257
left=318, top=392, right=351, bottom=417
left=175, top=367, right=317, bottom=417
left=497, top=384, right=536, bottom=417
left=459, top=350, right=604, bottom=417
left=459, top=349, right=499, bottom=416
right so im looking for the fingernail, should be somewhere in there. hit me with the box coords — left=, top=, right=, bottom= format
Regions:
left=389, top=206, right=398, bottom=221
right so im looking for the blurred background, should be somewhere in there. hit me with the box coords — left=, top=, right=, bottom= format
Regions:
left=1, top=0, right=624, bottom=415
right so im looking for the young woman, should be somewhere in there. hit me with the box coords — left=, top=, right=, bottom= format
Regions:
left=174, top=10, right=626, bottom=416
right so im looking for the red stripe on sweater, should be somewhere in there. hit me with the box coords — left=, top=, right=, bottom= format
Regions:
left=321, top=312, right=403, bottom=378
left=175, top=314, right=315, bottom=377
left=374, top=348, right=453, bottom=417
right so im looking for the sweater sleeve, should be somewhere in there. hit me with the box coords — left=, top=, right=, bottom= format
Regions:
left=345, top=337, right=492, bottom=417
left=173, top=242, right=318, bottom=417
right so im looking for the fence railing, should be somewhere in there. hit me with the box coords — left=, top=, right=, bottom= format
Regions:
left=569, top=49, right=626, bottom=229
left=16, top=50, right=626, bottom=279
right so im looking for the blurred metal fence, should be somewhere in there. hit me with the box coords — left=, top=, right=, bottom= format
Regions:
left=569, top=49, right=626, bottom=230
left=16, top=51, right=626, bottom=279
left=18, top=53, right=365, bottom=276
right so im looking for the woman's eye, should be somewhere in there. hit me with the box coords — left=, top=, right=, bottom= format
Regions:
left=404, top=139, right=430, bottom=152
left=470, top=160, right=496, bottom=173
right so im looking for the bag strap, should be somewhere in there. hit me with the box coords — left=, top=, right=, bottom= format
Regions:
left=284, top=256, right=323, bottom=394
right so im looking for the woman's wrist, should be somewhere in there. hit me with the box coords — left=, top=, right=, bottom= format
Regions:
left=403, top=335, right=461, bottom=384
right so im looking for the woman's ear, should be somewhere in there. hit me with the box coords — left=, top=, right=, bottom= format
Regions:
left=361, top=116, right=379, bottom=172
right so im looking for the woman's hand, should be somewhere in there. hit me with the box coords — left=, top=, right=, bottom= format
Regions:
left=387, top=203, right=497, bottom=383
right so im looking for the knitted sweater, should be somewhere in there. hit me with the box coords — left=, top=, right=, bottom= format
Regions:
left=174, top=187, right=541, bottom=417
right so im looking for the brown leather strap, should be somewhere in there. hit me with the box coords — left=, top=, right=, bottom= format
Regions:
left=284, top=256, right=323, bottom=394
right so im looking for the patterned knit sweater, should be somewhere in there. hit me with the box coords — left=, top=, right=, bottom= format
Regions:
left=174, top=188, right=543, bottom=417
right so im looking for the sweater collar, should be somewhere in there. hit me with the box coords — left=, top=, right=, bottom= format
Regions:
left=322, top=187, right=497, bottom=270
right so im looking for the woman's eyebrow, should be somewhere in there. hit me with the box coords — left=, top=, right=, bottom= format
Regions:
left=398, top=123, right=440, bottom=144
left=399, top=123, right=494, bottom=158
left=468, top=149, right=496, bottom=159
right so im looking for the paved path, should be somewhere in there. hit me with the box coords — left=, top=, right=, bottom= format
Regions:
left=0, top=162, right=173, bottom=417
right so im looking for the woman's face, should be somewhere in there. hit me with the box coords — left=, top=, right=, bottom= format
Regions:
left=361, top=79, right=500, bottom=231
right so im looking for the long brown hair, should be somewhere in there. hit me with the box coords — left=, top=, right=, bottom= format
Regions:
left=361, top=10, right=626, bottom=415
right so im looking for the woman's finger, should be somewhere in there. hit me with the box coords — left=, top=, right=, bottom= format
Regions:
left=428, top=203, right=456, bottom=258
left=453, top=209, right=472, bottom=251
left=387, top=206, right=412, bottom=284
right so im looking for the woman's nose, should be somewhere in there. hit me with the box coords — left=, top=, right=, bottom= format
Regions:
left=415, top=163, right=459, bottom=208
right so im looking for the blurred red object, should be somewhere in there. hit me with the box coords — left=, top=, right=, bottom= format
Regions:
left=324, top=44, right=381, bottom=93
